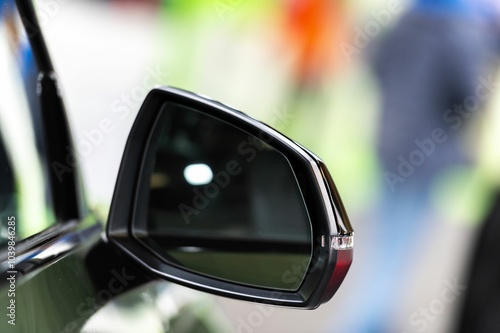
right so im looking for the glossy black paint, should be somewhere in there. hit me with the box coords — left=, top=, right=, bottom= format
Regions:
left=107, top=87, right=354, bottom=309
left=1, top=2, right=153, bottom=331
left=0, top=220, right=153, bottom=332
left=16, top=0, right=81, bottom=222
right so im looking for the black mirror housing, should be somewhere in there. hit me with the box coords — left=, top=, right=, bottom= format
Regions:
left=107, top=87, right=353, bottom=309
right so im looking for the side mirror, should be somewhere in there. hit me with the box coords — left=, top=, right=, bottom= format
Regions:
left=107, top=87, right=353, bottom=309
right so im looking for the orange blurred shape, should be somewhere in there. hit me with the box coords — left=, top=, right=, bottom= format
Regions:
left=283, top=0, right=348, bottom=86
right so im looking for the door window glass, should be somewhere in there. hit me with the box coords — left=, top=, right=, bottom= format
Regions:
left=0, top=2, right=54, bottom=246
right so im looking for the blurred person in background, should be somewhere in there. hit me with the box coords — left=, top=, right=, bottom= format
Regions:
left=323, top=0, right=500, bottom=332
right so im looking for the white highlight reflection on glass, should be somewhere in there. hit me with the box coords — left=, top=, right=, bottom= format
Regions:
left=183, top=163, right=213, bottom=186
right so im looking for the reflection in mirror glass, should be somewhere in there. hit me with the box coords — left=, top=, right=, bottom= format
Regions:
left=137, top=103, right=312, bottom=291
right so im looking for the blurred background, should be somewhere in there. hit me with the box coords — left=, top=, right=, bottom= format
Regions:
left=38, top=0, right=500, bottom=332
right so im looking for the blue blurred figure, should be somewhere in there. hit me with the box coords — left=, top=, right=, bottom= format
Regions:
left=324, top=1, right=500, bottom=332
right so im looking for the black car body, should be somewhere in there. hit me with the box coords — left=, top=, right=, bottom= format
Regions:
left=0, top=1, right=354, bottom=332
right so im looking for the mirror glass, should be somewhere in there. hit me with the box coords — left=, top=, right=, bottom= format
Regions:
left=136, top=103, right=312, bottom=291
